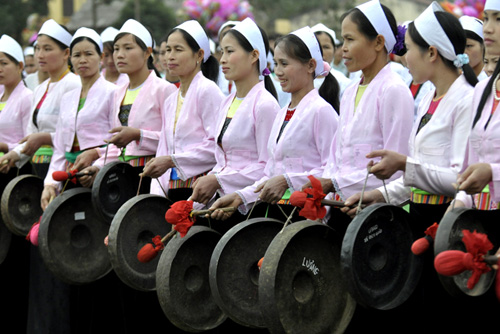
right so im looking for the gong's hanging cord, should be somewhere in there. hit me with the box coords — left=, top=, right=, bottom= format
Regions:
left=356, top=167, right=390, bottom=214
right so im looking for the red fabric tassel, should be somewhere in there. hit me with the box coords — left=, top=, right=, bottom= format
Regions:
left=435, top=250, right=474, bottom=276
left=289, top=191, right=307, bottom=208
left=411, top=222, right=439, bottom=255
left=289, top=175, right=327, bottom=220
left=434, top=230, right=494, bottom=290
left=164, top=200, right=195, bottom=237
left=69, top=169, right=78, bottom=184
left=52, top=169, right=79, bottom=182
left=137, top=235, right=165, bottom=263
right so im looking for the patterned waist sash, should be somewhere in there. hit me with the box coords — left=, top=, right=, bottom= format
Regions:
left=118, top=148, right=154, bottom=167
left=169, top=171, right=207, bottom=189
left=410, top=187, right=453, bottom=205
left=473, top=185, right=499, bottom=210
left=277, top=188, right=291, bottom=205
left=32, top=145, right=53, bottom=164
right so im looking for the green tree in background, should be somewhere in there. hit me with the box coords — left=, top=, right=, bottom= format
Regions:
left=0, top=0, right=48, bottom=44
left=114, top=0, right=178, bottom=44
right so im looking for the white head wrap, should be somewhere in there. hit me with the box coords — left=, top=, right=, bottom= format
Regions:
left=291, top=26, right=327, bottom=78
left=311, top=23, right=340, bottom=46
left=71, top=27, right=103, bottom=53
left=100, top=26, right=119, bottom=44
left=485, top=0, right=500, bottom=11
left=459, top=15, right=484, bottom=40
left=232, top=17, right=268, bottom=78
left=118, top=19, right=153, bottom=48
left=175, top=20, right=211, bottom=63
left=218, top=20, right=239, bottom=39
left=356, top=0, right=396, bottom=53
left=38, top=19, right=72, bottom=47
left=24, top=46, right=34, bottom=57
left=0, top=35, right=24, bottom=64
left=209, top=38, right=216, bottom=54
left=414, top=1, right=469, bottom=67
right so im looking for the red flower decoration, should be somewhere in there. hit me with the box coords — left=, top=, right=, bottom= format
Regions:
left=164, top=200, right=195, bottom=237
left=290, top=175, right=326, bottom=220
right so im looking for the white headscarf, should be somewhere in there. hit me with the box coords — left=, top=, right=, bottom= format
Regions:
left=232, top=18, right=269, bottom=79
left=356, top=0, right=396, bottom=53
left=414, top=1, right=469, bottom=68
left=175, top=20, right=211, bottom=63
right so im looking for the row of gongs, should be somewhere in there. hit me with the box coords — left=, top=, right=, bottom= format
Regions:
left=1, top=161, right=499, bottom=333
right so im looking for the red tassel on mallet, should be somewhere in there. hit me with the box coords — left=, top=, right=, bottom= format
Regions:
left=434, top=250, right=475, bottom=276
left=411, top=222, right=439, bottom=255
left=165, top=200, right=196, bottom=238
left=137, top=200, right=236, bottom=263
left=52, top=169, right=78, bottom=182
left=289, top=175, right=327, bottom=220
left=434, top=230, right=497, bottom=290
left=164, top=200, right=236, bottom=237
left=52, top=169, right=95, bottom=182
left=137, top=231, right=176, bottom=263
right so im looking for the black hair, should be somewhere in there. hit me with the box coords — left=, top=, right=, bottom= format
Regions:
left=314, top=31, right=336, bottom=50
left=103, top=41, right=114, bottom=54
left=1, top=52, right=19, bottom=66
left=465, top=30, right=483, bottom=45
left=473, top=50, right=500, bottom=127
left=70, top=36, right=102, bottom=56
left=219, top=24, right=237, bottom=41
left=268, top=32, right=283, bottom=41
left=161, top=33, right=169, bottom=44
left=274, top=34, right=340, bottom=112
left=115, top=31, right=162, bottom=77
left=341, top=5, right=406, bottom=56
left=407, top=12, right=478, bottom=88
left=224, top=28, right=278, bottom=100
left=465, top=30, right=485, bottom=60
left=167, top=28, right=219, bottom=83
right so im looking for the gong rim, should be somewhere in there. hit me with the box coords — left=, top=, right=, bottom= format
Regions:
left=156, top=225, right=227, bottom=332
left=259, top=220, right=356, bottom=334
left=108, top=194, right=172, bottom=291
left=341, top=203, right=423, bottom=310
left=91, top=161, right=139, bottom=224
left=1, top=174, right=43, bottom=236
left=38, top=187, right=112, bottom=285
left=209, top=217, right=284, bottom=328
left=434, top=207, right=499, bottom=297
